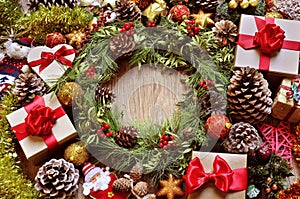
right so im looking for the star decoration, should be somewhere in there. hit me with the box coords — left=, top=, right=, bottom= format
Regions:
left=65, top=28, right=86, bottom=48
left=156, top=174, right=184, bottom=199
left=258, top=121, right=294, bottom=166
left=190, top=10, right=214, bottom=27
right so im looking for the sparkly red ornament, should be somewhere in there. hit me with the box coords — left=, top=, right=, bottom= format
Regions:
left=256, top=143, right=272, bottom=163
left=169, top=5, right=190, bottom=22
left=44, top=32, right=66, bottom=48
left=205, top=114, right=231, bottom=139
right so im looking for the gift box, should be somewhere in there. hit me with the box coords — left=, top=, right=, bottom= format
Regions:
left=235, top=14, right=300, bottom=77
left=271, top=78, right=300, bottom=123
left=27, top=44, right=75, bottom=87
left=184, top=152, right=247, bottom=199
left=6, top=92, right=77, bottom=163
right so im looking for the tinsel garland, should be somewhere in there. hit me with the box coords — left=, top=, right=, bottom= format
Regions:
left=0, top=0, right=23, bottom=32
left=18, top=5, right=89, bottom=44
left=0, top=90, right=41, bottom=199
left=276, top=179, right=300, bottom=198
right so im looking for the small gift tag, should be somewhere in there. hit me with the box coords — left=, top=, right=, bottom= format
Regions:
left=27, top=44, right=75, bottom=87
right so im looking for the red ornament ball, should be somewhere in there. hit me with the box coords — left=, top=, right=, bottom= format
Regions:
left=45, top=32, right=66, bottom=48
left=169, top=5, right=190, bottom=22
left=205, top=114, right=231, bottom=139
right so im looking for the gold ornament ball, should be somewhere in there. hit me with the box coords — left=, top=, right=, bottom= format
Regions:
left=265, top=11, right=283, bottom=19
left=228, top=0, right=238, bottom=9
left=239, top=0, right=250, bottom=9
left=64, top=141, right=89, bottom=166
left=249, top=0, right=258, bottom=7
left=58, top=82, right=83, bottom=106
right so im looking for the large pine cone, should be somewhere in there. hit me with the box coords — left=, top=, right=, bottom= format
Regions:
left=271, top=0, right=300, bottom=21
left=130, top=162, right=144, bottom=183
left=28, top=0, right=80, bottom=10
left=200, top=90, right=227, bottom=116
left=34, top=159, right=79, bottom=198
left=224, top=122, right=263, bottom=154
left=227, top=67, right=273, bottom=124
left=114, top=0, right=142, bottom=21
left=212, top=20, right=237, bottom=47
left=115, top=126, right=139, bottom=148
left=112, top=177, right=131, bottom=192
left=110, top=34, right=135, bottom=58
left=13, top=72, right=46, bottom=106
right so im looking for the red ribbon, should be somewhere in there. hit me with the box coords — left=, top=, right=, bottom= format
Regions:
left=29, top=45, right=75, bottom=72
left=183, top=156, right=248, bottom=195
left=237, top=17, right=300, bottom=71
left=11, top=96, right=65, bottom=153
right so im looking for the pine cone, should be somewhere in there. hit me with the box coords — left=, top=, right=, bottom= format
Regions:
left=133, top=181, right=149, bottom=197
left=271, top=0, right=300, bottom=21
left=110, top=34, right=135, bottom=58
left=130, top=163, right=144, bottom=183
left=28, top=0, right=80, bottom=10
left=224, top=122, right=263, bottom=154
left=34, top=159, right=79, bottom=198
left=95, top=86, right=115, bottom=106
left=227, top=67, right=273, bottom=124
left=13, top=72, right=47, bottom=106
left=114, top=0, right=142, bottom=21
left=196, top=0, right=219, bottom=11
left=200, top=90, right=227, bottom=116
left=212, top=20, right=237, bottom=47
left=112, top=178, right=131, bottom=192
left=115, top=126, right=139, bottom=148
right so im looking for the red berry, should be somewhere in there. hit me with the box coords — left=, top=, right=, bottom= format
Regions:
left=101, top=126, right=105, bottom=131
left=203, top=79, right=206, bottom=83
left=104, top=123, right=110, bottom=129
left=187, top=26, right=192, bottom=31
left=147, top=23, right=152, bottom=27
left=129, top=22, right=133, bottom=27
left=97, top=129, right=102, bottom=133
left=271, top=184, right=278, bottom=191
left=163, top=134, right=169, bottom=140
left=198, top=82, right=203, bottom=86
left=170, top=135, right=175, bottom=140
left=163, top=140, right=168, bottom=145
left=185, top=21, right=189, bottom=25
left=203, top=85, right=208, bottom=90
left=163, top=145, right=168, bottom=150
left=99, top=133, right=105, bottom=138
left=160, top=139, right=164, bottom=143
left=151, top=23, right=155, bottom=27
left=265, top=188, right=271, bottom=193
left=266, top=177, right=272, bottom=183
left=189, top=32, right=195, bottom=37
left=194, top=26, right=200, bottom=32
left=158, top=143, right=164, bottom=148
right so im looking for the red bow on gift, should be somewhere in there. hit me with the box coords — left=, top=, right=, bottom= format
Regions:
left=183, top=156, right=248, bottom=195
left=29, top=45, right=75, bottom=72
left=11, top=96, right=65, bottom=153
left=237, top=16, right=300, bottom=71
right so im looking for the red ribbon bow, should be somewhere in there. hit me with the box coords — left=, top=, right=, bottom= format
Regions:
left=237, top=16, right=300, bottom=71
left=183, top=156, right=248, bottom=195
left=29, top=45, right=75, bottom=72
left=11, top=96, right=65, bottom=153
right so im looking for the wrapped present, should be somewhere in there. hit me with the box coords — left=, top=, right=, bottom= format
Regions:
left=271, top=78, right=300, bottom=123
left=184, top=152, right=247, bottom=199
left=27, top=44, right=75, bottom=87
left=6, top=92, right=77, bottom=163
left=235, top=14, right=300, bottom=77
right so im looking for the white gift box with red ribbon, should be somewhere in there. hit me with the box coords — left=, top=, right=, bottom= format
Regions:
left=27, top=44, right=75, bottom=87
left=235, top=14, right=300, bottom=77
left=6, top=92, right=77, bottom=163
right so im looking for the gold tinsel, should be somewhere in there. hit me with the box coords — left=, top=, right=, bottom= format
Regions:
left=293, top=124, right=300, bottom=167
left=276, top=179, right=300, bottom=198
left=64, top=141, right=89, bottom=166
left=18, top=5, right=88, bottom=44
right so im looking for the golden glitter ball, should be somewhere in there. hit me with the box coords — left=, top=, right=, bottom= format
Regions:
left=239, top=0, right=250, bottom=9
left=64, top=141, right=89, bottom=166
left=249, top=0, right=258, bottom=7
left=228, top=0, right=238, bottom=9
left=58, top=82, right=83, bottom=106
left=265, top=11, right=283, bottom=19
